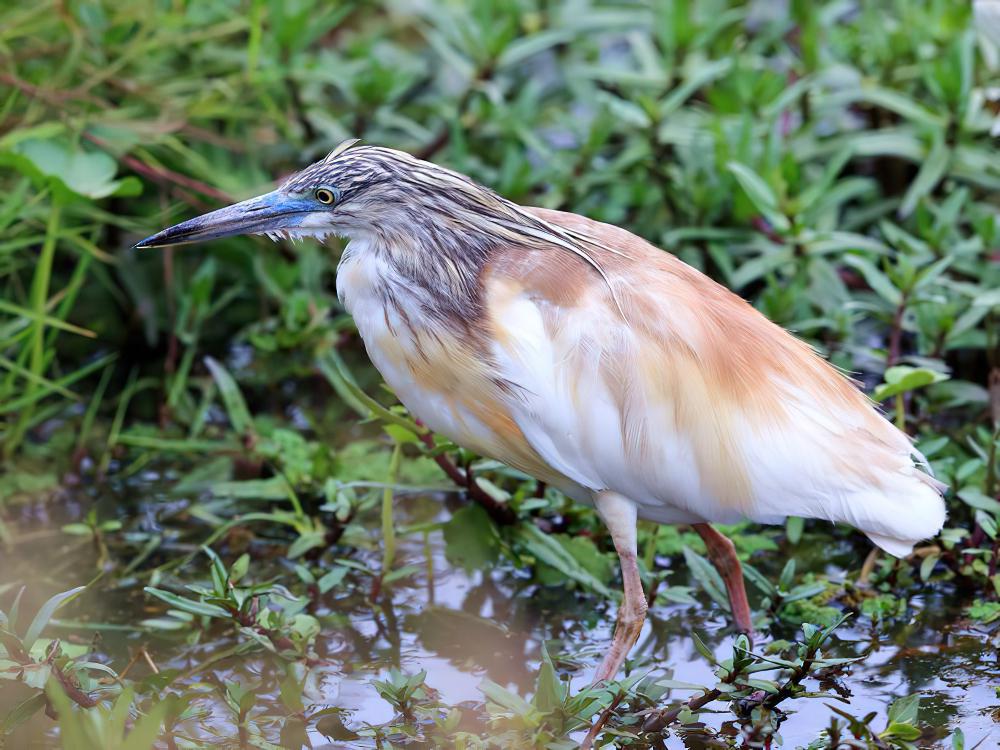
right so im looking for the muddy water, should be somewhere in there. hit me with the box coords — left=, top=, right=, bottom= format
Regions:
left=2, top=472, right=998, bottom=748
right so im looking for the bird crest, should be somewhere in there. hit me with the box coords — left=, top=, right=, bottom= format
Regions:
left=323, top=138, right=361, bottom=164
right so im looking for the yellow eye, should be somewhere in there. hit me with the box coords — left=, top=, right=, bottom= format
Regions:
left=315, top=188, right=336, bottom=205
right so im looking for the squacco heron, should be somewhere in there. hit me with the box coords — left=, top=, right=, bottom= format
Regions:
left=137, top=141, right=946, bottom=683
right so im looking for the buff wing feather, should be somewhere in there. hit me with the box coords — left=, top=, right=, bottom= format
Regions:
left=482, top=208, right=946, bottom=555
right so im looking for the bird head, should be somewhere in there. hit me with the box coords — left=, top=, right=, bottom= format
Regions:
left=134, top=139, right=438, bottom=249
left=134, top=139, right=615, bottom=314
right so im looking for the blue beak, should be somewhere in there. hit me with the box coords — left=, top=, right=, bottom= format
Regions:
left=134, top=191, right=316, bottom=249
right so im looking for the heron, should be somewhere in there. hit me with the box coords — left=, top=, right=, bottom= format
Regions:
left=136, top=140, right=946, bottom=683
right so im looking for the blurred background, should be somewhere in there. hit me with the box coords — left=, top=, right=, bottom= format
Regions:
left=1, top=0, right=999, bottom=747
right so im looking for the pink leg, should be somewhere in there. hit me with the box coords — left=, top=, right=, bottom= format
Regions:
left=693, top=523, right=754, bottom=640
left=592, top=492, right=647, bottom=684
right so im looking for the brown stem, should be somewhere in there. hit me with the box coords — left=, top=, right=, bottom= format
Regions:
left=580, top=692, right=624, bottom=750
left=82, top=132, right=233, bottom=204
left=762, top=655, right=814, bottom=709
left=52, top=663, right=98, bottom=708
left=641, top=688, right=722, bottom=732
left=415, top=427, right=515, bottom=525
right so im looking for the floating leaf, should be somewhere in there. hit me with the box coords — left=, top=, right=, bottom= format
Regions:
left=443, top=505, right=501, bottom=572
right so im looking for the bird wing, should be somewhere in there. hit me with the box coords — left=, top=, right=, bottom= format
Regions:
left=481, top=207, right=944, bottom=553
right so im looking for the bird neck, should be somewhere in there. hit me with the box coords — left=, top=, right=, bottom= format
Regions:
left=337, top=226, right=495, bottom=331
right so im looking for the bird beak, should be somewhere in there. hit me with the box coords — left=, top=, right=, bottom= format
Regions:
left=133, top=191, right=316, bottom=249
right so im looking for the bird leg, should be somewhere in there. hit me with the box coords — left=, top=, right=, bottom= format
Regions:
left=592, top=492, right=646, bottom=684
left=692, top=523, right=754, bottom=641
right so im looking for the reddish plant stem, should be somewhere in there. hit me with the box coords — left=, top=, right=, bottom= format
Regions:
left=415, top=426, right=515, bottom=525
left=641, top=688, right=723, bottom=732
left=2, top=637, right=99, bottom=712
left=581, top=692, right=625, bottom=750
left=83, top=132, right=233, bottom=204
left=52, top=663, right=99, bottom=708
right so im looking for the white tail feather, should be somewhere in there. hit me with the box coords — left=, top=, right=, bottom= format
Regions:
left=844, top=473, right=946, bottom=557
left=866, top=532, right=919, bottom=558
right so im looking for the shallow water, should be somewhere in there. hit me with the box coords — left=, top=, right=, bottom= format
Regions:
left=2, top=468, right=998, bottom=748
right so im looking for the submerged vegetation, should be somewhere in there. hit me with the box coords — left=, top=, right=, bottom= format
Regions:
left=1, top=0, right=999, bottom=746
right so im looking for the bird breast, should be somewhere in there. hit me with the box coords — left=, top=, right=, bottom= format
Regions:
left=335, top=239, right=579, bottom=495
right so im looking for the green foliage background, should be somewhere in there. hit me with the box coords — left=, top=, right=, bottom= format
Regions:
left=1, top=0, right=999, bottom=747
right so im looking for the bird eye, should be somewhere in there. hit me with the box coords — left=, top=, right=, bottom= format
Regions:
left=315, top=188, right=336, bottom=205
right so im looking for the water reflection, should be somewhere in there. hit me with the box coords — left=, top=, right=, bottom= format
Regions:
left=2, top=476, right=998, bottom=747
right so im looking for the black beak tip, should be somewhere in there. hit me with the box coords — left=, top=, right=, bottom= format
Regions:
left=133, top=233, right=163, bottom=250
left=133, top=230, right=185, bottom=250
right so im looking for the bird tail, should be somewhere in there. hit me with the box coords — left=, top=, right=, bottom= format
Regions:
left=856, top=469, right=946, bottom=557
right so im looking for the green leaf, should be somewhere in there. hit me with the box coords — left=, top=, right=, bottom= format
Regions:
left=957, top=489, right=1000, bottom=514
left=727, top=162, right=791, bottom=232
left=143, top=587, right=231, bottom=619
left=797, top=147, right=853, bottom=213
left=23, top=586, right=85, bottom=652
left=973, top=288, right=1000, bottom=308
left=784, top=581, right=829, bottom=603
left=316, top=350, right=425, bottom=434
left=204, top=356, right=255, bottom=436
left=976, top=510, right=997, bottom=540
left=785, top=516, right=804, bottom=545
left=479, top=678, right=533, bottom=714
left=229, top=553, right=251, bottom=584
left=744, top=678, right=779, bottom=694
left=881, top=721, right=922, bottom=741
left=123, top=693, right=172, bottom=750
left=899, top=137, right=950, bottom=217
left=317, top=566, right=349, bottom=594
left=967, top=599, right=1000, bottom=623
left=691, top=631, right=717, bottom=665
left=443, top=505, right=501, bottom=572
left=287, top=532, right=326, bottom=559
left=778, top=558, right=796, bottom=590
left=532, top=646, right=563, bottom=712
left=209, top=477, right=290, bottom=500
left=683, top=546, right=730, bottom=611
left=887, top=693, right=920, bottom=724
left=497, top=30, right=576, bottom=68
left=512, top=525, right=612, bottom=597
left=2, top=139, right=142, bottom=200
left=841, top=255, right=901, bottom=306
left=0, top=692, right=47, bottom=733
left=535, top=533, right=613, bottom=589
left=655, top=678, right=707, bottom=691
left=847, top=86, right=946, bottom=128
left=20, top=663, right=52, bottom=690
left=872, top=366, right=949, bottom=401
left=919, top=554, right=939, bottom=581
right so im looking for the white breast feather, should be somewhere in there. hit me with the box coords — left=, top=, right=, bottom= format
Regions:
left=337, top=243, right=506, bottom=457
